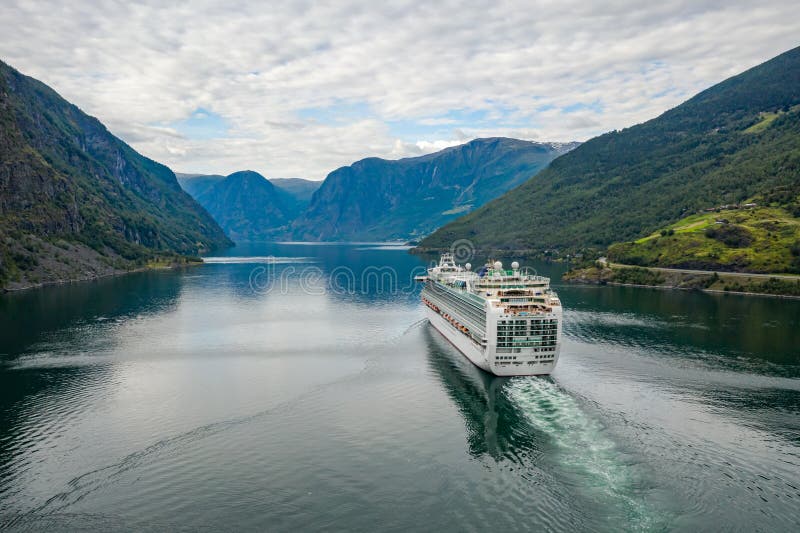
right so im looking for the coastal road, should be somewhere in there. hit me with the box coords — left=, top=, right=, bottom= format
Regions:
left=608, top=262, right=800, bottom=280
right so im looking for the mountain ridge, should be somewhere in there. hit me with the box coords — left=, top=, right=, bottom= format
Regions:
left=417, top=46, right=800, bottom=262
left=177, top=138, right=577, bottom=243
left=0, top=60, right=231, bottom=290
left=177, top=172, right=321, bottom=241
left=291, top=137, right=579, bottom=241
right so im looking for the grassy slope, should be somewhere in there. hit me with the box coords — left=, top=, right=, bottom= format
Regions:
left=418, top=46, right=800, bottom=257
left=607, top=206, right=800, bottom=273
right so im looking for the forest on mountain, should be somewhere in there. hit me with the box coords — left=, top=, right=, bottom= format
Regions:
left=0, top=61, right=231, bottom=289
left=418, top=46, right=800, bottom=268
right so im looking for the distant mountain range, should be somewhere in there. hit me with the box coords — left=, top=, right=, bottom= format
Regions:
left=11, top=44, right=794, bottom=289
left=291, top=138, right=578, bottom=241
left=178, top=138, right=577, bottom=243
left=176, top=172, right=320, bottom=241
left=0, top=57, right=577, bottom=293
left=0, top=61, right=231, bottom=290
left=270, top=178, right=320, bottom=211
left=175, top=173, right=226, bottom=198
left=419, top=45, right=800, bottom=266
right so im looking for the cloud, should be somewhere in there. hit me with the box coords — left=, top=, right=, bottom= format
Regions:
left=391, top=138, right=464, bottom=157
left=0, top=1, right=796, bottom=179
left=417, top=118, right=460, bottom=126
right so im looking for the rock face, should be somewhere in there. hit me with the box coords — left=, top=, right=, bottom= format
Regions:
left=291, top=138, right=578, bottom=241
left=177, top=172, right=321, bottom=241
left=419, top=45, right=800, bottom=255
left=0, top=60, right=232, bottom=289
left=178, top=139, right=574, bottom=244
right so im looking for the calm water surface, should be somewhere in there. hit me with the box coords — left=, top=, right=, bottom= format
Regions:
left=1, top=243, right=798, bottom=531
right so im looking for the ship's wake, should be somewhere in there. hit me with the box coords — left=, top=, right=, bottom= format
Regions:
left=507, top=378, right=670, bottom=531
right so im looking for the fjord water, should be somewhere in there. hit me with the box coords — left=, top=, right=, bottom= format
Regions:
left=1, top=244, right=798, bottom=531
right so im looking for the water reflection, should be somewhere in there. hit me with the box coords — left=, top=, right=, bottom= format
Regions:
left=423, top=326, right=542, bottom=462
left=422, top=325, right=667, bottom=530
left=0, top=270, right=185, bottom=360
left=2, top=243, right=799, bottom=531
left=208, top=242, right=425, bottom=306
left=561, top=285, right=800, bottom=370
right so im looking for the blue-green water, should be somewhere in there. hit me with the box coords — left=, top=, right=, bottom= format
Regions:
left=1, top=243, right=798, bottom=531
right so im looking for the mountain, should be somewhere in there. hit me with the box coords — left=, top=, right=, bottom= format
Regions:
left=290, top=138, right=578, bottom=242
left=177, top=172, right=320, bottom=241
left=418, top=46, right=800, bottom=258
left=270, top=178, right=320, bottom=204
left=0, top=60, right=231, bottom=290
left=271, top=178, right=321, bottom=219
left=176, top=173, right=226, bottom=198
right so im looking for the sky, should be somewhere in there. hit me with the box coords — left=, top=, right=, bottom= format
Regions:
left=0, top=1, right=797, bottom=180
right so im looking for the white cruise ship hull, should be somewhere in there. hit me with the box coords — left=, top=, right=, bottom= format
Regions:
left=425, top=306, right=558, bottom=377
left=419, top=254, right=561, bottom=377
left=425, top=306, right=490, bottom=372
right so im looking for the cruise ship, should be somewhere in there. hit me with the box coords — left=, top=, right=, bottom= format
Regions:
left=418, top=253, right=562, bottom=376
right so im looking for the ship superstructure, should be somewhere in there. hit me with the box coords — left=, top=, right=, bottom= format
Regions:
left=418, top=253, right=562, bottom=376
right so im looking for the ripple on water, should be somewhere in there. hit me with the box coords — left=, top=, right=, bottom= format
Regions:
left=563, top=307, right=800, bottom=379
left=2, top=246, right=799, bottom=531
left=506, top=377, right=674, bottom=531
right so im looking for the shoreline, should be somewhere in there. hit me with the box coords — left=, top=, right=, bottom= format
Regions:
left=568, top=279, right=800, bottom=300
left=1, top=260, right=203, bottom=294
left=563, top=264, right=800, bottom=299
left=410, top=246, right=566, bottom=260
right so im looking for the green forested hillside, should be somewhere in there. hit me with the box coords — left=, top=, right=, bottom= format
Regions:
left=0, top=61, right=231, bottom=289
left=418, top=46, right=800, bottom=259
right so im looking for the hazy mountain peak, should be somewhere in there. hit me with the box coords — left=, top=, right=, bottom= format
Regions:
left=291, top=137, right=578, bottom=241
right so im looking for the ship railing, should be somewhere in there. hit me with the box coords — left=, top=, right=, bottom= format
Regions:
left=498, top=305, right=551, bottom=315
left=483, top=271, right=550, bottom=282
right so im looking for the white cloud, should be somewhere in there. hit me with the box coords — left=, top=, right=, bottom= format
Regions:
left=0, top=0, right=796, bottom=179
left=417, top=118, right=460, bottom=126
left=391, top=138, right=464, bottom=158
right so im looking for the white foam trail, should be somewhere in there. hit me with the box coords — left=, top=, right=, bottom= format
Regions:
left=201, top=256, right=315, bottom=264
left=507, top=378, right=666, bottom=530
